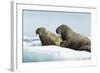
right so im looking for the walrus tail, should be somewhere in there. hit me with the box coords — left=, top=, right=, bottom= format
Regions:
left=78, top=45, right=91, bottom=52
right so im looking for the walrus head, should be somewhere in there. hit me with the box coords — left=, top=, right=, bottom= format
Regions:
left=36, top=27, right=46, bottom=36
left=56, top=24, right=71, bottom=33
left=56, top=24, right=71, bottom=40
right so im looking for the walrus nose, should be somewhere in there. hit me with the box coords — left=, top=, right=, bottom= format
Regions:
left=56, top=28, right=60, bottom=34
left=36, top=30, right=39, bottom=35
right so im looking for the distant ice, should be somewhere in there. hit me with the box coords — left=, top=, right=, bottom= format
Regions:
left=23, top=36, right=41, bottom=46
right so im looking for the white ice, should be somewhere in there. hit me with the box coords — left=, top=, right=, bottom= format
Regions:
left=23, top=45, right=91, bottom=62
left=23, top=36, right=91, bottom=62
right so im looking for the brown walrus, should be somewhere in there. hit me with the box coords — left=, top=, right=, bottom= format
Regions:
left=36, top=27, right=63, bottom=46
left=56, top=24, right=91, bottom=52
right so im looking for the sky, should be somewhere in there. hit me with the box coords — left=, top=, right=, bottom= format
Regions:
left=23, top=10, right=91, bottom=37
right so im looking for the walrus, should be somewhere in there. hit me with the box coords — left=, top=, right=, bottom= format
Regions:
left=56, top=24, right=91, bottom=52
left=36, top=27, right=63, bottom=46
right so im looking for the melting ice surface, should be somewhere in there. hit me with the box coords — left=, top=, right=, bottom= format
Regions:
left=22, top=36, right=91, bottom=63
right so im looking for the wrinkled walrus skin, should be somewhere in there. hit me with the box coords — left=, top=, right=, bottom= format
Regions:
left=36, top=27, right=63, bottom=46
left=56, top=24, right=91, bottom=52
